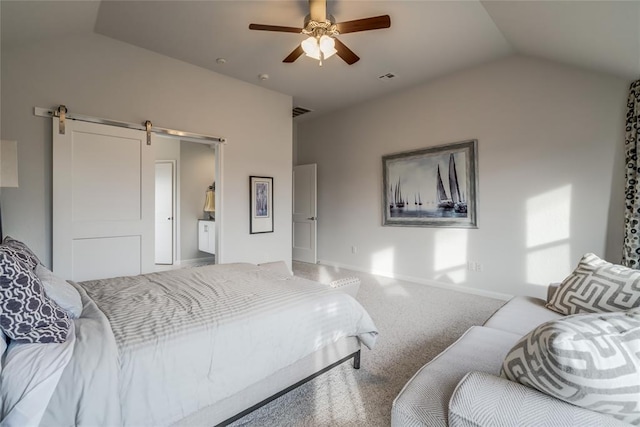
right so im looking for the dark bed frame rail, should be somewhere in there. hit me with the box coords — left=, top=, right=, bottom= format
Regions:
left=215, top=350, right=361, bottom=426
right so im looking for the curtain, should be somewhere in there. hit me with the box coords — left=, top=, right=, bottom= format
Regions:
left=623, top=79, right=640, bottom=267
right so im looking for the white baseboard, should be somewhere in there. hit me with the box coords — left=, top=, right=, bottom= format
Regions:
left=317, top=259, right=512, bottom=301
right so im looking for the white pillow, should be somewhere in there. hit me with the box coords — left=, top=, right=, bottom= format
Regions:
left=35, top=265, right=83, bottom=318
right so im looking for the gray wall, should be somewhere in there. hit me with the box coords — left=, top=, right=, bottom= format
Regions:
left=180, top=141, right=215, bottom=261
left=298, top=55, right=628, bottom=299
left=1, top=33, right=293, bottom=268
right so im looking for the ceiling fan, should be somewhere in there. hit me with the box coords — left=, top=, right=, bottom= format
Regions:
left=249, top=0, right=391, bottom=66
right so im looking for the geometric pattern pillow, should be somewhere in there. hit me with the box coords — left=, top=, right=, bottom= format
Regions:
left=1, top=236, right=41, bottom=270
left=0, top=251, right=71, bottom=343
left=546, top=253, right=640, bottom=315
left=501, top=309, right=640, bottom=425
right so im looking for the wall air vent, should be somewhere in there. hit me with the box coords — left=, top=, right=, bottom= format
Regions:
left=292, top=106, right=313, bottom=118
left=378, top=72, right=397, bottom=80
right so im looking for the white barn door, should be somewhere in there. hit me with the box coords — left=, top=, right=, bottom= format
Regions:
left=53, top=119, right=155, bottom=281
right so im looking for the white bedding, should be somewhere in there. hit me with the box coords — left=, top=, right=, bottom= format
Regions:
left=40, top=263, right=378, bottom=426
left=1, top=324, right=75, bottom=427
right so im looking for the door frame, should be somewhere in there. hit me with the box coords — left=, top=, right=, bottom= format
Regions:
left=161, top=138, right=223, bottom=264
left=214, top=143, right=223, bottom=262
left=292, top=163, right=318, bottom=264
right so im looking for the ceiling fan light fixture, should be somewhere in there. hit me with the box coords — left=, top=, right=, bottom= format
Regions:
left=249, top=0, right=390, bottom=66
left=301, top=34, right=336, bottom=62
left=319, top=35, right=337, bottom=59
left=301, top=36, right=321, bottom=59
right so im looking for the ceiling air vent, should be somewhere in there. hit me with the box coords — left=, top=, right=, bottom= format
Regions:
left=378, top=72, right=397, bottom=80
left=292, top=106, right=313, bottom=118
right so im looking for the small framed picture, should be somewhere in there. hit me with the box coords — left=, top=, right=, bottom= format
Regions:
left=250, top=176, right=274, bottom=234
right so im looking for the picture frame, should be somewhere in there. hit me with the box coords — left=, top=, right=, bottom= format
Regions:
left=382, top=139, right=478, bottom=228
left=249, top=176, right=274, bottom=234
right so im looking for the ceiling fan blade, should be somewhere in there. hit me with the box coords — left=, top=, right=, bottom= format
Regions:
left=309, top=0, right=327, bottom=22
left=249, top=24, right=302, bottom=33
left=334, top=38, right=360, bottom=65
left=283, top=45, right=305, bottom=63
left=335, top=15, right=391, bottom=34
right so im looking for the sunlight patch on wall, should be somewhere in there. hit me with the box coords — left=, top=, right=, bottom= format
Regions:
left=526, top=185, right=571, bottom=247
left=526, top=244, right=570, bottom=286
left=369, top=248, right=410, bottom=296
left=370, top=247, right=395, bottom=277
left=526, top=185, right=572, bottom=286
left=434, top=230, right=468, bottom=270
left=433, top=229, right=468, bottom=284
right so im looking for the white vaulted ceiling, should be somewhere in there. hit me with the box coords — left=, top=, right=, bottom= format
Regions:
left=2, top=1, right=639, bottom=120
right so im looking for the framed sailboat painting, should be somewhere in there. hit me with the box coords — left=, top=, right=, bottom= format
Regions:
left=382, top=139, right=478, bottom=228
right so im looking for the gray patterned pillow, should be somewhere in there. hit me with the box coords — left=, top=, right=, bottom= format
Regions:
left=501, top=310, right=640, bottom=425
left=546, top=253, right=640, bottom=315
left=1, top=236, right=41, bottom=270
left=0, top=250, right=71, bottom=343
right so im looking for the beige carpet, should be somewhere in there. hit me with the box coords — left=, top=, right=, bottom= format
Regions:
left=230, top=262, right=505, bottom=426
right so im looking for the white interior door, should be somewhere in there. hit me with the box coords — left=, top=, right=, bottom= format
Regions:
left=155, top=161, right=174, bottom=265
left=53, top=119, right=155, bottom=281
left=293, top=164, right=317, bottom=263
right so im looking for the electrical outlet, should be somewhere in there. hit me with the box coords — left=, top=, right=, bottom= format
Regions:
left=467, top=261, right=484, bottom=272
left=351, top=246, right=358, bottom=254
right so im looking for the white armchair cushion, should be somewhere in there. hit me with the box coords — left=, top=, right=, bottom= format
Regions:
left=450, top=371, right=629, bottom=427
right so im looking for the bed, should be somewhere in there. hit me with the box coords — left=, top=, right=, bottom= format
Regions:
left=0, top=240, right=378, bottom=427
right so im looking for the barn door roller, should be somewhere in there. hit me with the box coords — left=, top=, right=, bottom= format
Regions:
left=57, top=105, right=67, bottom=134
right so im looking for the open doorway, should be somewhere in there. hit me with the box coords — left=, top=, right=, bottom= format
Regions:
left=154, top=137, right=219, bottom=269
